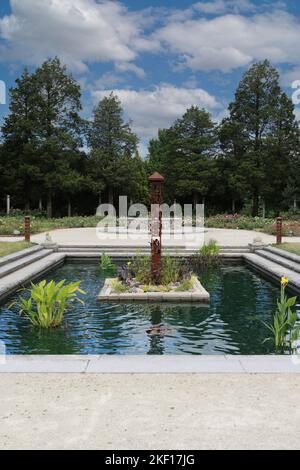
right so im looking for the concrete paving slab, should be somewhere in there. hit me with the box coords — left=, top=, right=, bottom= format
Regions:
left=2, top=355, right=300, bottom=374
left=239, top=355, right=300, bottom=373
left=85, top=355, right=244, bottom=374
left=0, top=356, right=89, bottom=373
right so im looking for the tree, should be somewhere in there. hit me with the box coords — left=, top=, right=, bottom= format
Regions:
left=147, top=106, right=217, bottom=206
left=220, top=60, right=300, bottom=216
left=0, top=58, right=83, bottom=217
left=128, top=151, right=149, bottom=205
left=88, top=93, right=138, bottom=205
left=0, top=69, right=42, bottom=210
left=34, top=57, right=83, bottom=217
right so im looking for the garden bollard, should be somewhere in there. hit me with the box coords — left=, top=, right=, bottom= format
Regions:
left=24, top=215, right=31, bottom=243
left=276, top=217, right=283, bottom=245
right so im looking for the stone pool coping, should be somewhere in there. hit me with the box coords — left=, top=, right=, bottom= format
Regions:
left=98, top=276, right=210, bottom=302
left=1, top=355, right=300, bottom=374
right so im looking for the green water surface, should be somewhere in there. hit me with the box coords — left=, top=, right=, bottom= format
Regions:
left=0, top=263, right=288, bottom=355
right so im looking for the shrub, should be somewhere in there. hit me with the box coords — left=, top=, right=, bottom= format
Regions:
left=12, top=280, right=85, bottom=328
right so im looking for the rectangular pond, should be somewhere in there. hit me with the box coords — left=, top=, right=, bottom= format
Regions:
left=0, top=262, right=294, bottom=355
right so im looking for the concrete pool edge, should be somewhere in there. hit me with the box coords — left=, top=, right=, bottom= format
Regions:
left=1, top=355, right=300, bottom=373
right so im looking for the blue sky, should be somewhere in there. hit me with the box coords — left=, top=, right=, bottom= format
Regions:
left=1, top=0, right=300, bottom=156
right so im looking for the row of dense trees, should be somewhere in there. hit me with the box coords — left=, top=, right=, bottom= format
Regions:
left=0, top=58, right=299, bottom=217
left=0, top=58, right=148, bottom=217
left=147, top=60, right=300, bottom=216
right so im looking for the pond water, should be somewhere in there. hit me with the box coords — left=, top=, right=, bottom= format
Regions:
left=0, top=262, right=289, bottom=355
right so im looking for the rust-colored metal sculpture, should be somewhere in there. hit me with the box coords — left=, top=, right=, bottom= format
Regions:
left=24, top=215, right=31, bottom=243
left=149, top=172, right=164, bottom=283
left=276, top=217, right=283, bottom=245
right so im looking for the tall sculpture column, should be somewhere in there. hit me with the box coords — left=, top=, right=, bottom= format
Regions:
left=149, top=172, right=165, bottom=284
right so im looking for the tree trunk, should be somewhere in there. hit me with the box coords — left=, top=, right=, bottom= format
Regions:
left=25, top=201, right=30, bottom=213
left=193, top=193, right=199, bottom=211
left=232, top=200, right=236, bottom=213
left=99, top=193, right=102, bottom=206
left=252, top=191, right=259, bottom=217
left=39, top=199, right=43, bottom=212
left=108, top=187, right=114, bottom=206
left=47, top=195, right=52, bottom=219
left=262, top=200, right=266, bottom=219
left=294, top=199, right=297, bottom=210
left=68, top=199, right=72, bottom=218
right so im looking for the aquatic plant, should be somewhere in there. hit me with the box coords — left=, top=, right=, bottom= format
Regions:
left=175, top=278, right=194, bottom=292
left=12, top=280, right=85, bottom=328
left=263, top=277, right=300, bottom=352
left=110, top=279, right=128, bottom=294
left=160, top=257, right=180, bottom=285
left=131, top=255, right=152, bottom=284
left=100, top=253, right=116, bottom=273
left=199, top=239, right=220, bottom=257
left=188, top=239, right=221, bottom=268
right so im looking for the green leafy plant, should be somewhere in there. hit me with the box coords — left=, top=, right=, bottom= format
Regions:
left=110, top=279, right=128, bottom=294
left=160, top=257, right=180, bottom=285
left=100, top=253, right=116, bottom=273
left=131, top=255, right=152, bottom=284
left=11, top=280, right=85, bottom=328
left=175, top=278, right=194, bottom=292
left=199, top=239, right=220, bottom=256
left=263, top=277, right=300, bottom=352
left=188, top=240, right=220, bottom=268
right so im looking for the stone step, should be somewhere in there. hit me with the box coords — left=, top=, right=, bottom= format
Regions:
left=264, top=246, right=300, bottom=264
left=0, top=253, right=66, bottom=302
left=65, top=252, right=244, bottom=262
left=57, top=246, right=249, bottom=254
left=0, top=245, right=43, bottom=268
left=257, top=249, right=300, bottom=275
left=243, top=253, right=300, bottom=294
left=0, top=249, right=54, bottom=280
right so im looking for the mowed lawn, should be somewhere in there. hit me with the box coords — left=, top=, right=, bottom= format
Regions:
left=0, top=242, right=33, bottom=257
left=279, top=243, right=300, bottom=256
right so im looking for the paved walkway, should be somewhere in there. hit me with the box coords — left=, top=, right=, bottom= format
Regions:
left=2, top=227, right=298, bottom=247
left=1, top=373, right=300, bottom=450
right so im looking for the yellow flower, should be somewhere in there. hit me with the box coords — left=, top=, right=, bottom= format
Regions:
left=281, top=276, right=289, bottom=287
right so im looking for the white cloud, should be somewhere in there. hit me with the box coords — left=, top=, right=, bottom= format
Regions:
left=115, top=62, right=146, bottom=79
left=294, top=107, right=300, bottom=123
left=0, top=0, right=156, bottom=73
left=281, top=67, right=300, bottom=87
left=92, top=84, right=221, bottom=140
left=155, top=10, right=300, bottom=72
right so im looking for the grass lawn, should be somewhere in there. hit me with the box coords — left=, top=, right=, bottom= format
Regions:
left=277, top=243, right=300, bottom=256
left=0, top=241, right=33, bottom=257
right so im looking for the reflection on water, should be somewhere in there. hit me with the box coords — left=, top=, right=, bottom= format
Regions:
left=0, top=262, right=283, bottom=355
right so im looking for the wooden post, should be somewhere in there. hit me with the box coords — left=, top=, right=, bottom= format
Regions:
left=24, top=215, right=31, bottom=243
left=276, top=217, right=283, bottom=245
left=6, top=195, right=10, bottom=216
left=149, top=172, right=164, bottom=284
